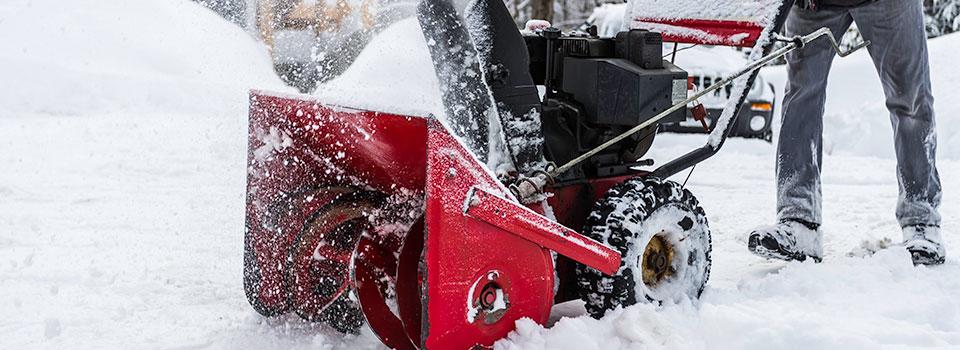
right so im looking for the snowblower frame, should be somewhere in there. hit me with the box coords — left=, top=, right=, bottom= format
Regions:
left=244, top=0, right=866, bottom=349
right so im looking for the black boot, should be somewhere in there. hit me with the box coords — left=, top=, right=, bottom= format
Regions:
left=904, top=224, right=946, bottom=266
left=748, top=219, right=823, bottom=262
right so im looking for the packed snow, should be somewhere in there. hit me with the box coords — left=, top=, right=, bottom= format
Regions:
left=2, top=1, right=960, bottom=349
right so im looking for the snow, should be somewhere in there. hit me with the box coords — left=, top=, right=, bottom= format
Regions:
left=317, top=16, right=515, bottom=173
left=500, top=247, right=960, bottom=349
left=588, top=3, right=628, bottom=37
left=0, top=0, right=287, bottom=118
left=314, top=18, right=444, bottom=117
left=3, top=0, right=960, bottom=349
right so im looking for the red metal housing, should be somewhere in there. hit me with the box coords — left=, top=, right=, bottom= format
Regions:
left=245, top=91, right=621, bottom=349
left=631, top=18, right=766, bottom=47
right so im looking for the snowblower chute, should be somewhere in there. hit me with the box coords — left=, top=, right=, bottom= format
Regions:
left=244, top=0, right=869, bottom=348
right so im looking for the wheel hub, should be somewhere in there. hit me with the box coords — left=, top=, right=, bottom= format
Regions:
left=641, top=233, right=676, bottom=287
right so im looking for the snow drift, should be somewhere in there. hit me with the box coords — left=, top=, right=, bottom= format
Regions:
left=3, top=1, right=960, bottom=349
left=0, top=0, right=288, bottom=118
left=314, top=18, right=444, bottom=117
left=497, top=248, right=960, bottom=350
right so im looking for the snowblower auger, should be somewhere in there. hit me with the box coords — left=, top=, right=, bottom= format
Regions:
left=244, top=0, right=872, bottom=347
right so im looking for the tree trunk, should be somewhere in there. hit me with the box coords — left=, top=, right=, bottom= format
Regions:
left=532, top=0, right=554, bottom=22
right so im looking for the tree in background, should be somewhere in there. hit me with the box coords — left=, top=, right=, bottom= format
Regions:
left=925, top=0, right=960, bottom=38
left=836, top=0, right=958, bottom=52
left=503, top=0, right=625, bottom=28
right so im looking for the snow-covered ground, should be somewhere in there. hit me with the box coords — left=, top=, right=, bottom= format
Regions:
left=2, top=1, right=959, bottom=349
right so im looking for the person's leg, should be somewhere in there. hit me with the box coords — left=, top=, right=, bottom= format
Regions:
left=776, top=7, right=853, bottom=226
left=749, top=7, right=854, bottom=262
left=851, top=0, right=941, bottom=228
left=852, top=0, right=944, bottom=264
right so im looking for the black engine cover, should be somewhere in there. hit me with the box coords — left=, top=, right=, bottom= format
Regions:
left=561, top=58, right=687, bottom=126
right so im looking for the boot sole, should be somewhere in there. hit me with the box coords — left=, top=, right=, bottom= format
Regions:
left=909, top=249, right=945, bottom=266
left=748, top=234, right=822, bottom=263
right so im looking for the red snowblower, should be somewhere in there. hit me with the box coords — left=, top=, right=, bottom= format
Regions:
left=243, top=0, right=866, bottom=348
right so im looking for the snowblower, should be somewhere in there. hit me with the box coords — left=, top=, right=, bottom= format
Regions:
left=243, top=0, right=867, bottom=348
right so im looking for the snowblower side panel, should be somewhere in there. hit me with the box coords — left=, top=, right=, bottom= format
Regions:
left=244, top=91, right=428, bottom=317
left=421, top=119, right=556, bottom=349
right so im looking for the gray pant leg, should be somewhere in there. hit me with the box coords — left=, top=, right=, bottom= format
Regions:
left=776, top=7, right=853, bottom=225
left=851, top=0, right=941, bottom=227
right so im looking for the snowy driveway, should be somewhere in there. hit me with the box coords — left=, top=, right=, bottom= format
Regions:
left=2, top=0, right=959, bottom=348
left=2, top=115, right=959, bottom=349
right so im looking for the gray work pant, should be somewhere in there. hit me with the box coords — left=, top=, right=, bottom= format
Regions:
left=776, top=0, right=941, bottom=227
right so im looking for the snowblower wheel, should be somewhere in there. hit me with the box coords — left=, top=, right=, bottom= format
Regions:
left=575, top=177, right=711, bottom=318
left=287, top=187, right=384, bottom=334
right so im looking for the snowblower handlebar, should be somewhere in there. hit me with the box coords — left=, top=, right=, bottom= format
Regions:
left=550, top=28, right=870, bottom=179
left=785, top=28, right=871, bottom=58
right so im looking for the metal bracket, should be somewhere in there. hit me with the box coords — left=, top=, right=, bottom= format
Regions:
left=465, top=188, right=621, bottom=275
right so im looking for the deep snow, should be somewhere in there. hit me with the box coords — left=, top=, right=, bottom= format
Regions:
left=0, top=0, right=287, bottom=118
left=2, top=1, right=960, bottom=349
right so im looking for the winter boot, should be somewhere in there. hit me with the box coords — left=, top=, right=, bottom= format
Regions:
left=748, top=219, right=823, bottom=262
left=904, top=224, right=946, bottom=266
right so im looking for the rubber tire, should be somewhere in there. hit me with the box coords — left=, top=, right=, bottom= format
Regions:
left=575, top=177, right=711, bottom=319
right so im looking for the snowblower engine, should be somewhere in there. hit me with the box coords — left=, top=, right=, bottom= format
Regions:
left=524, top=28, right=688, bottom=179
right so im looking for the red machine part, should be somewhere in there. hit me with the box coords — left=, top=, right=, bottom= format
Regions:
left=245, top=92, right=428, bottom=319
left=686, top=78, right=710, bottom=132
left=421, top=120, right=556, bottom=348
left=396, top=219, right=425, bottom=348
left=355, top=232, right=413, bottom=349
left=287, top=187, right=376, bottom=319
left=631, top=18, right=765, bottom=47
left=379, top=119, right=621, bottom=349
left=465, top=189, right=620, bottom=276
left=246, top=92, right=623, bottom=349
left=542, top=175, right=635, bottom=228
